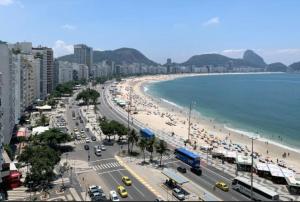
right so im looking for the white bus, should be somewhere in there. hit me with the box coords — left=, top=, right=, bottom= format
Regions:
left=232, top=176, right=279, bottom=201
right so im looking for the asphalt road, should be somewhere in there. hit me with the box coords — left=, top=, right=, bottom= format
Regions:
left=97, top=82, right=250, bottom=201
left=64, top=90, right=157, bottom=201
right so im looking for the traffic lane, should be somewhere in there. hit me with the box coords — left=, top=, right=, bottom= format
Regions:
left=169, top=161, right=249, bottom=201
left=87, top=141, right=117, bottom=161
left=99, top=169, right=156, bottom=201
left=115, top=169, right=157, bottom=201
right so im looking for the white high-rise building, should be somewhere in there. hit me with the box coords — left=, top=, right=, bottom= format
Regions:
left=57, top=61, right=73, bottom=84
left=0, top=43, right=14, bottom=144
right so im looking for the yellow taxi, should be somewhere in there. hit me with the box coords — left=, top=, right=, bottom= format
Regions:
left=117, top=185, right=128, bottom=198
left=122, top=176, right=132, bottom=186
left=215, top=181, right=229, bottom=192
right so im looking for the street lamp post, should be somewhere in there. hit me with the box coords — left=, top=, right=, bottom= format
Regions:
left=250, top=136, right=257, bottom=201
left=187, top=101, right=196, bottom=143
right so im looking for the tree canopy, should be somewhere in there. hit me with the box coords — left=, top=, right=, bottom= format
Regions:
left=76, top=88, right=100, bottom=105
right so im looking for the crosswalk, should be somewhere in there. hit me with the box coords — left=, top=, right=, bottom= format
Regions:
left=91, top=161, right=122, bottom=171
left=7, top=187, right=30, bottom=201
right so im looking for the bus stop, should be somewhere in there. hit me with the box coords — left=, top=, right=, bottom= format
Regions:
left=162, top=168, right=189, bottom=187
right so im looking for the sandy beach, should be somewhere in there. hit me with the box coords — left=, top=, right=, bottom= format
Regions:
left=113, top=73, right=300, bottom=173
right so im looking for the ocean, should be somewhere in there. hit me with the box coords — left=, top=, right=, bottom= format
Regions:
left=146, top=73, right=300, bottom=150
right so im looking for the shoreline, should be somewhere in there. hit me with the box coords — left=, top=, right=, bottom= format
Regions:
left=116, top=72, right=300, bottom=173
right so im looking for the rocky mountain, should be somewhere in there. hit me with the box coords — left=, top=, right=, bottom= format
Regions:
left=289, top=62, right=300, bottom=72
left=243, top=50, right=266, bottom=68
left=57, top=48, right=158, bottom=66
left=180, top=52, right=260, bottom=68
left=266, top=62, right=288, bottom=72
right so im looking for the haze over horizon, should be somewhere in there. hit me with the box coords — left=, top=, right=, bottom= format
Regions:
left=1, top=0, right=300, bottom=65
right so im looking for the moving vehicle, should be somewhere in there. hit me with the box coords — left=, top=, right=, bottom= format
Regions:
left=101, top=145, right=106, bottom=151
left=94, top=146, right=102, bottom=156
left=232, top=176, right=279, bottom=201
left=190, top=167, right=202, bottom=176
left=215, top=181, right=229, bottom=192
left=177, top=166, right=187, bottom=173
left=174, top=148, right=200, bottom=168
left=140, top=128, right=155, bottom=139
left=76, top=134, right=81, bottom=140
left=109, top=190, right=119, bottom=201
left=122, top=176, right=132, bottom=186
left=72, top=111, right=75, bottom=117
left=84, top=145, right=89, bottom=150
left=117, top=186, right=128, bottom=198
left=172, top=188, right=185, bottom=201
left=85, top=138, right=91, bottom=143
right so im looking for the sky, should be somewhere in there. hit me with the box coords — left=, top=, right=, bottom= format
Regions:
left=1, top=0, right=300, bottom=65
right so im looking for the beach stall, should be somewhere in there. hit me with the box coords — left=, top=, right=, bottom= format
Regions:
left=236, top=155, right=252, bottom=172
left=286, top=175, right=300, bottom=195
left=267, top=163, right=288, bottom=184
left=255, top=162, right=271, bottom=178
left=211, top=148, right=225, bottom=159
left=224, top=150, right=237, bottom=163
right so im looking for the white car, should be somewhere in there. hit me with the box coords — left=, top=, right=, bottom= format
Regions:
left=85, top=138, right=91, bottom=143
left=172, top=188, right=185, bottom=201
left=109, top=190, right=119, bottom=201
left=101, top=145, right=106, bottom=151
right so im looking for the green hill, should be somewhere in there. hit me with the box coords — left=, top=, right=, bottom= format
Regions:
left=267, top=62, right=288, bottom=72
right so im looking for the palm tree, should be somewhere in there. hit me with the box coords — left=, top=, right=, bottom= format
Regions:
left=37, top=114, right=48, bottom=126
left=146, top=137, right=156, bottom=162
left=127, top=129, right=139, bottom=154
left=138, top=138, right=148, bottom=163
left=155, top=140, right=169, bottom=167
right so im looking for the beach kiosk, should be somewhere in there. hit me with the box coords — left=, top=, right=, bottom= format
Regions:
left=236, top=155, right=252, bottom=172
left=224, top=150, right=237, bottom=164
left=255, top=162, right=271, bottom=178
left=286, top=175, right=300, bottom=195
left=267, top=163, right=295, bottom=184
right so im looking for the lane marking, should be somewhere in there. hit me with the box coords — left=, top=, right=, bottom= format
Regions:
left=117, top=170, right=146, bottom=198
left=97, top=168, right=126, bottom=175
left=89, top=157, right=116, bottom=163
left=108, top=172, right=133, bottom=199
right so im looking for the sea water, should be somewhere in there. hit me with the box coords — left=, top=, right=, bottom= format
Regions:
left=147, top=73, right=300, bottom=150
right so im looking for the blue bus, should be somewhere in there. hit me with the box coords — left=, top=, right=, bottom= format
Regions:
left=174, top=147, right=201, bottom=168
left=140, top=128, right=155, bottom=139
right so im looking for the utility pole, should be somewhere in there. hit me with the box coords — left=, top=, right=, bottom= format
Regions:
left=188, top=103, right=192, bottom=143
left=187, top=101, right=195, bottom=143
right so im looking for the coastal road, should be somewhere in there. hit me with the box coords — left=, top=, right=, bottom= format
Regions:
left=64, top=90, right=157, bottom=201
left=98, top=82, right=250, bottom=201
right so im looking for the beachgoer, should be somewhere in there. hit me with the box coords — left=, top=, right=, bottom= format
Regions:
left=266, top=150, right=269, bottom=154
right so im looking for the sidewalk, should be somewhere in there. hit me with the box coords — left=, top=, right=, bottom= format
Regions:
left=116, top=155, right=221, bottom=201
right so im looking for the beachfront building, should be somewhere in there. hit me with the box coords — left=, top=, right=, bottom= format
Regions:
left=0, top=72, right=3, bottom=184
left=56, top=61, right=74, bottom=84
left=74, top=44, right=93, bottom=76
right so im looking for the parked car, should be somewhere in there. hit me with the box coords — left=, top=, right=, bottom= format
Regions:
left=84, top=145, right=89, bottom=150
left=91, top=136, right=96, bottom=141
left=172, top=188, right=185, bottom=201
left=190, top=167, right=202, bottom=176
left=177, top=166, right=187, bottom=173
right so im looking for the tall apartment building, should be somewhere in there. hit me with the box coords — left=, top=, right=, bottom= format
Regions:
left=0, top=72, right=3, bottom=184
left=0, top=43, right=14, bottom=144
left=74, top=44, right=93, bottom=76
left=56, top=61, right=74, bottom=84
left=32, top=46, right=54, bottom=99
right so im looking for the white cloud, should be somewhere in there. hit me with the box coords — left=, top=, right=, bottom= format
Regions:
left=0, top=0, right=14, bottom=6
left=52, top=40, right=73, bottom=57
left=61, top=24, right=77, bottom=31
left=202, top=17, right=220, bottom=27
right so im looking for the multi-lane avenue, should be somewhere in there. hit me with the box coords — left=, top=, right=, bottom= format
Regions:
left=97, top=82, right=250, bottom=201
left=64, top=91, right=157, bottom=201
